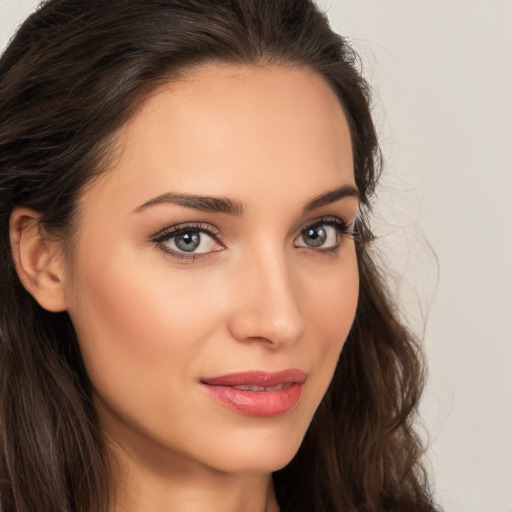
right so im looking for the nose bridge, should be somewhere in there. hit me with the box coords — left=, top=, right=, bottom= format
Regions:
left=229, top=245, right=306, bottom=347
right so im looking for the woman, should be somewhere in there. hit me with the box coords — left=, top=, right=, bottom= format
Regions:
left=0, top=0, right=439, bottom=511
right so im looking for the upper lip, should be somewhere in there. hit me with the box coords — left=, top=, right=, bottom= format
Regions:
left=201, top=369, right=307, bottom=387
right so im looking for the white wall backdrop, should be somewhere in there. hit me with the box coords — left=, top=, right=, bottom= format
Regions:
left=1, top=1, right=511, bottom=511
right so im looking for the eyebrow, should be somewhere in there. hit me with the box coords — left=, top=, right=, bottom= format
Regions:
left=133, top=184, right=359, bottom=216
left=302, top=184, right=360, bottom=212
left=133, top=192, right=244, bottom=215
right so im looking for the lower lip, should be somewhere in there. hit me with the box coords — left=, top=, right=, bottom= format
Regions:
left=201, top=382, right=304, bottom=417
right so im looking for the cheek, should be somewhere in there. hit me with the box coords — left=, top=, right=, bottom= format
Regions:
left=301, top=248, right=359, bottom=393
left=65, top=244, right=233, bottom=446
left=66, top=240, right=222, bottom=390
left=304, top=246, right=359, bottom=338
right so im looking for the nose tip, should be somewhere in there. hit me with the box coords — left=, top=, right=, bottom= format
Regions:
left=229, top=310, right=305, bottom=348
left=228, top=262, right=306, bottom=348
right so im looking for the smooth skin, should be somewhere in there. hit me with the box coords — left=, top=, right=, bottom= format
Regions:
left=11, top=63, right=359, bottom=512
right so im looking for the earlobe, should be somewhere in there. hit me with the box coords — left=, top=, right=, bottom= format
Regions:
left=9, top=207, right=68, bottom=312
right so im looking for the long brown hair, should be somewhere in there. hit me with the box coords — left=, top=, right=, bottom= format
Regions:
left=0, top=1, right=439, bottom=511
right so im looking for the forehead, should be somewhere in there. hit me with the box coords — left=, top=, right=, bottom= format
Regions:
left=80, top=63, right=354, bottom=215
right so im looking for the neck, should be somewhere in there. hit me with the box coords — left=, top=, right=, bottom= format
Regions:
left=111, top=452, right=279, bottom=512
left=113, top=466, right=279, bottom=512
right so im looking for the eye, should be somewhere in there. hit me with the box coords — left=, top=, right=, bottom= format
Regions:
left=168, top=230, right=216, bottom=253
left=294, top=218, right=350, bottom=251
left=151, top=223, right=223, bottom=260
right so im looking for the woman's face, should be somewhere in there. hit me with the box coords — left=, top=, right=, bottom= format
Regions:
left=63, top=64, right=359, bottom=474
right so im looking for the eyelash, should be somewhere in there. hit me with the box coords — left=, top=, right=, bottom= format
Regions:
left=151, top=222, right=223, bottom=263
left=151, top=216, right=354, bottom=263
left=295, top=216, right=354, bottom=253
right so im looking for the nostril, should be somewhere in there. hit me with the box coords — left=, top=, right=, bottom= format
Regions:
left=228, top=301, right=305, bottom=347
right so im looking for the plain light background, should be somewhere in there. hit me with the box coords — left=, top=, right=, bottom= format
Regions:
left=1, top=1, right=511, bottom=511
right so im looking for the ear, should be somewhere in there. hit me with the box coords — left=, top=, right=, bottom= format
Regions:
left=9, top=207, right=68, bottom=312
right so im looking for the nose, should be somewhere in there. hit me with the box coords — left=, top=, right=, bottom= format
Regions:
left=227, top=251, right=306, bottom=348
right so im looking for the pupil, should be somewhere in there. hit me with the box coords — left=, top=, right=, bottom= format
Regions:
left=176, top=232, right=200, bottom=252
left=304, top=227, right=326, bottom=247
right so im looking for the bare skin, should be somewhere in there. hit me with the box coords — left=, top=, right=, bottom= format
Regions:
left=10, top=63, right=359, bottom=511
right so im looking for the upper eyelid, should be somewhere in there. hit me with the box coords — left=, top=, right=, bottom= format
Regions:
left=151, top=222, right=223, bottom=242
left=296, top=215, right=351, bottom=233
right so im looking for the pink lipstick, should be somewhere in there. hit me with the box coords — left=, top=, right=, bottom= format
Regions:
left=201, top=369, right=307, bottom=417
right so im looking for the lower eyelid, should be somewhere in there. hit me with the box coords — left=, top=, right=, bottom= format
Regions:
left=157, top=244, right=220, bottom=263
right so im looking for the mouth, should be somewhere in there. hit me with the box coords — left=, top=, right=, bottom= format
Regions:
left=200, top=369, right=307, bottom=417
left=227, top=383, right=291, bottom=392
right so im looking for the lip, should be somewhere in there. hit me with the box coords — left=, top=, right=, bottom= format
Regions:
left=201, top=369, right=307, bottom=417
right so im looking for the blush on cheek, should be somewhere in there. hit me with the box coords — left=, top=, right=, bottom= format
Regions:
left=71, top=251, right=220, bottom=370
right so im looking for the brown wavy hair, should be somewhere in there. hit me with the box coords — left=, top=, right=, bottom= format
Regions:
left=0, top=1, right=439, bottom=511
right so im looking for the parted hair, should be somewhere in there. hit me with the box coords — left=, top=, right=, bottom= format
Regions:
left=0, top=1, right=439, bottom=511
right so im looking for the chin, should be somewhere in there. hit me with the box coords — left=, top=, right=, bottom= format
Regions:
left=197, top=424, right=307, bottom=475
left=216, top=450, right=299, bottom=476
